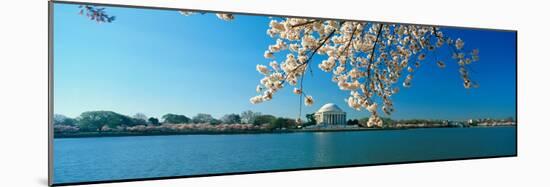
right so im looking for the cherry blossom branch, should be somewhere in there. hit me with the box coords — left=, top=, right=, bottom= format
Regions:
left=291, top=20, right=317, bottom=28
left=366, top=23, right=384, bottom=84
left=294, top=22, right=343, bottom=120
left=285, top=24, right=340, bottom=79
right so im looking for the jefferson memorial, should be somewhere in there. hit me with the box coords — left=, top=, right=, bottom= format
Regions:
left=314, top=103, right=347, bottom=125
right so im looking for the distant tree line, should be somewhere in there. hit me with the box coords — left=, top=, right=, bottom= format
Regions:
left=53, top=110, right=302, bottom=134
left=54, top=111, right=515, bottom=136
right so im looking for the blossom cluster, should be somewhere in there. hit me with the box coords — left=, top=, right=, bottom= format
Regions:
left=249, top=18, right=478, bottom=127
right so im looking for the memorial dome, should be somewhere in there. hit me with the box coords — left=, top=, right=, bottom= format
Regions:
left=317, top=103, right=344, bottom=113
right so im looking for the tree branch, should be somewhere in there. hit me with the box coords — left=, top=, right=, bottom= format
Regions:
left=366, top=23, right=384, bottom=82
left=289, top=21, right=343, bottom=118
left=291, top=20, right=317, bottom=28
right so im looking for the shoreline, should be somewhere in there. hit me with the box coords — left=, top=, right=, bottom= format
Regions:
left=54, top=125, right=516, bottom=139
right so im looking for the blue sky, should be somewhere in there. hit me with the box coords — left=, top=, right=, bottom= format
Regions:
left=53, top=3, right=516, bottom=120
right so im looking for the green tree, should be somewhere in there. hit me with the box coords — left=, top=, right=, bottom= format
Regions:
left=209, top=119, right=222, bottom=125
left=269, top=117, right=298, bottom=130
left=148, top=117, right=160, bottom=126
left=253, top=114, right=276, bottom=126
left=131, top=118, right=147, bottom=126
left=192, top=113, right=215, bottom=124
left=77, top=111, right=133, bottom=131
left=271, top=117, right=287, bottom=129
left=221, top=113, right=241, bottom=124
left=304, top=113, right=317, bottom=126
left=162, top=113, right=190, bottom=124
left=346, top=119, right=359, bottom=125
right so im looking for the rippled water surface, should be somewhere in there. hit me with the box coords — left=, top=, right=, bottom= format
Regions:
left=54, top=127, right=516, bottom=184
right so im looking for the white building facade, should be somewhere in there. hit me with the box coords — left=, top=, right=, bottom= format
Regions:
left=314, top=103, right=346, bottom=125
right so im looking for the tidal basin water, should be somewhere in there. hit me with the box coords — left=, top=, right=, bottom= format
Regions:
left=53, top=127, right=516, bottom=184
